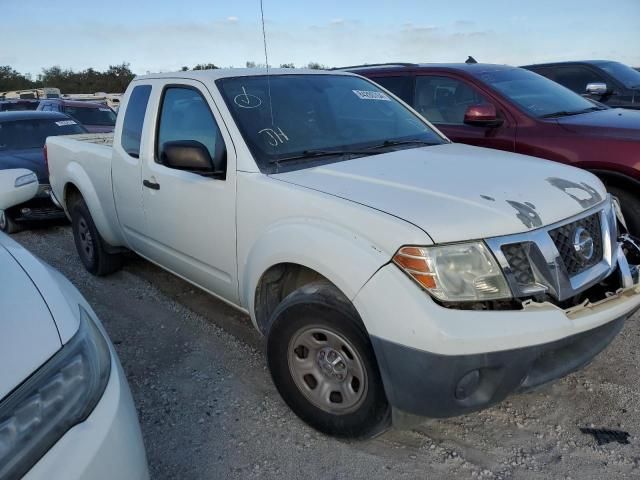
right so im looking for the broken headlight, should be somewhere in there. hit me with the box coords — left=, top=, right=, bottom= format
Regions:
left=393, top=242, right=512, bottom=302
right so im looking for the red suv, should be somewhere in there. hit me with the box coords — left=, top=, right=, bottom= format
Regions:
left=348, top=63, right=640, bottom=235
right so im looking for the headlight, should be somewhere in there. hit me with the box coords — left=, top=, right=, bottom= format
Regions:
left=14, top=172, right=38, bottom=188
left=0, top=306, right=111, bottom=479
left=393, top=242, right=512, bottom=302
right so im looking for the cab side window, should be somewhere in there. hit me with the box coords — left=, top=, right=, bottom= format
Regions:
left=414, top=76, right=492, bottom=125
left=372, top=76, right=415, bottom=104
left=121, top=85, right=152, bottom=158
left=156, top=87, right=224, bottom=171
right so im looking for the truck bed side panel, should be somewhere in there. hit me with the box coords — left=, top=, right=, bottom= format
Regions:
left=47, top=136, right=127, bottom=247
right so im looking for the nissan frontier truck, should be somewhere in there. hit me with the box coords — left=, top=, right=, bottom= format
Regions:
left=45, top=68, right=640, bottom=438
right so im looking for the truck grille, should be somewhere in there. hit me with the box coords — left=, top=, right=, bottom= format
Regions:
left=549, top=213, right=602, bottom=276
left=502, top=243, right=535, bottom=285
left=486, top=201, right=617, bottom=301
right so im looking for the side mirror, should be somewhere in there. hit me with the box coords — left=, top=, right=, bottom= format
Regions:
left=160, top=140, right=226, bottom=178
left=0, top=169, right=39, bottom=210
left=463, top=104, right=503, bottom=127
left=585, top=82, right=610, bottom=96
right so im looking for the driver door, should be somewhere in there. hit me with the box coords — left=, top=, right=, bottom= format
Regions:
left=136, top=79, right=238, bottom=303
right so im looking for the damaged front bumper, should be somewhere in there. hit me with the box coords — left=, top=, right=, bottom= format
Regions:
left=354, top=220, right=640, bottom=423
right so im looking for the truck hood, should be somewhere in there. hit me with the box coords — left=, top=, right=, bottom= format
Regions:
left=555, top=108, right=640, bottom=141
left=272, top=143, right=607, bottom=243
left=0, top=148, right=48, bottom=182
left=0, top=239, right=61, bottom=400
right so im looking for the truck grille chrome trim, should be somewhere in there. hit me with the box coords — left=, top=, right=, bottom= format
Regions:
left=485, top=197, right=618, bottom=301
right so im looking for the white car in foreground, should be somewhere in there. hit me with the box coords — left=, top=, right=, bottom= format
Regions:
left=0, top=170, right=148, bottom=478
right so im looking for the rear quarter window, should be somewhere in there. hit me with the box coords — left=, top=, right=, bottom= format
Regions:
left=121, top=85, right=152, bottom=158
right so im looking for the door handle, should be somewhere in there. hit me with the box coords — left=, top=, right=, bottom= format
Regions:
left=143, top=179, right=160, bottom=190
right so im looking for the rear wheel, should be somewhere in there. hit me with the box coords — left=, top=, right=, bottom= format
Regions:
left=607, top=185, right=640, bottom=237
left=266, top=282, right=390, bottom=438
left=0, top=210, right=21, bottom=234
left=70, top=198, right=122, bottom=275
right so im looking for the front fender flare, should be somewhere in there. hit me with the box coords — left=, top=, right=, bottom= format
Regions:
left=241, top=218, right=392, bottom=329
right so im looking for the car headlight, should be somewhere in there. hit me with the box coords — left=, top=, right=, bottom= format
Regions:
left=393, top=242, right=512, bottom=302
left=0, top=306, right=111, bottom=479
left=14, top=172, right=38, bottom=188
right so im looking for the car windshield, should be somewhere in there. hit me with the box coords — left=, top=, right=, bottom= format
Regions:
left=0, top=118, right=86, bottom=150
left=65, top=105, right=116, bottom=126
left=217, top=74, right=445, bottom=169
left=597, top=61, right=640, bottom=88
left=479, top=68, right=599, bottom=118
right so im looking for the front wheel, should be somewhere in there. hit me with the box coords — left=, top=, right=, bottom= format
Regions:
left=607, top=185, right=640, bottom=237
left=266, top=282, right=390, bottom=438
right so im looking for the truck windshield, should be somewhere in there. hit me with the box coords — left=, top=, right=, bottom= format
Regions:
left=597, top=61, right=640, bottom=88
left=217, top=74, right=445, bottom=169
left=0, top=118, right=85, bottom=150
left=65, top=106, right=116, bottom=126
left=479, top=68, right=601, bottom=118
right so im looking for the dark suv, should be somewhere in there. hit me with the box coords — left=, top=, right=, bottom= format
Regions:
left=522, top=60, right=640, bottom=110
left=37, top=99, right=117, bottom=133
left=347, top=63, right=640, bottom=235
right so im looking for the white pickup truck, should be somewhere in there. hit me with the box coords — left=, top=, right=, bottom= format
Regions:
left=46, top=68, right=640, bottom=438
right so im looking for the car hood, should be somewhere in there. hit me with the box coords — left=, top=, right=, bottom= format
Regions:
left=555, top=108, right=640, bottom=141
left=272, top=143, right=607, bottom=243
left=0, top=149, right=48, bottom=182
left=0, top=239, right=61, bottom=400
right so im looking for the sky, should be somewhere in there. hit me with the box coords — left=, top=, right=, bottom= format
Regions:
left=2, top=0, right=639, bottom=76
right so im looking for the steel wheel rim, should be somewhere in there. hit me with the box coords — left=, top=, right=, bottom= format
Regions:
left=77, top=217, right=94, bottom=260
left=288, top=325, right=368, bottom=415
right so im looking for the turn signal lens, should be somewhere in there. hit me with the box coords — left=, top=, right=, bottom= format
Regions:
left=393, top=247, right=437, bottom=289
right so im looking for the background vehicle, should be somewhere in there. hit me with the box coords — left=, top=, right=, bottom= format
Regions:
left=46, top=68, right=640, bottom=438
left=522, top=60, right=640, bottom=110
left=0, top=111, right=87, bottom=233
left=0, top=99, right=40, bottom=111
left=349, top=63, right=640, bottom=236
left=0, top=87, right=61, bottom=100
left=37, top=99, right=117, bottom=133
left=0, top=170, right=149, bottom=480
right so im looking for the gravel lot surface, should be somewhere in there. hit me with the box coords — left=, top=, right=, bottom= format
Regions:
left=14, top=225, right=640, bottom=479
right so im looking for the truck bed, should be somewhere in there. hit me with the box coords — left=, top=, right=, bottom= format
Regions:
left=62, top=133, right=114, bottom=147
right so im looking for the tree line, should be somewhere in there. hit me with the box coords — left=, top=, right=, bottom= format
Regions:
left=1, top=61, right=329, bottom=94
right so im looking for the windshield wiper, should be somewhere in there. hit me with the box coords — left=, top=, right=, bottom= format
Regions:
left=540, top=106, right=603, bottom=119
left=365, top=139, right=441, bottom=149
left=269, top=149, right=376, bottom=166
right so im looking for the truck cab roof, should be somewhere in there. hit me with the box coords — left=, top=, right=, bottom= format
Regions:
left=134, top=68, right=356, bottom=82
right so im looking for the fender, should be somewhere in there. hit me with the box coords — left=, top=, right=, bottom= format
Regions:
left=241, top=217, right=394, bottom=329
left=63, top=161, right=127, bottom=247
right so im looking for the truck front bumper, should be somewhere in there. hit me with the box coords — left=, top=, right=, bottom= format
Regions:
left=354, top=264, right=640, bottom=419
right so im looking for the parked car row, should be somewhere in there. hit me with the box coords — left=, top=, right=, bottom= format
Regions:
left=44, top=67, right=640, bottom=440
left=346, top=62, right=640, bottom=236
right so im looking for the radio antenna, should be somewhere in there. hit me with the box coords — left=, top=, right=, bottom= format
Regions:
left=260, top=0, right=274, bottom=126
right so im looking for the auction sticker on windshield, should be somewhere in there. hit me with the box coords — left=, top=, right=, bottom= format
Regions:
left=352, top=90, right=391, bottom=101
left=55, top=120, right=77, bottom=126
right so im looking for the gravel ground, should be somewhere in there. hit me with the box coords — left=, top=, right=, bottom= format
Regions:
left=14, top=225, right=640, bottom=480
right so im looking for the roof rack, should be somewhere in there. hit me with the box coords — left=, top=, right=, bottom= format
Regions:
left=330, top=62, right=418, bottom=71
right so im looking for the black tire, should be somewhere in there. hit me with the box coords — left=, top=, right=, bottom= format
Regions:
left=266, top=281, right=390, bottom=438
left=0, top=210, right=21, bottom=234
left=70, top=198, right=122, bottom=276
left=607, top=185, right=640, bottom=237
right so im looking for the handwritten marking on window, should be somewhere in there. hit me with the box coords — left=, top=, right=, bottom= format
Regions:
left=234, top=86, right=262, bottom=109
left=259, top=127, right=289, bottom=146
